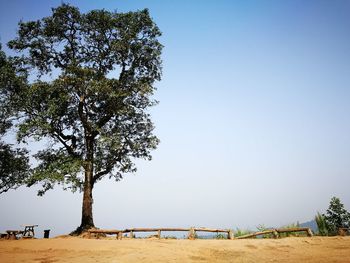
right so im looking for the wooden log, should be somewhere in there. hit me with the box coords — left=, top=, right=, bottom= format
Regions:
left=237, top=227, right=313, bottom=239
left=236, top=230, right=276, bottom=239
left=194, top=227, right=230, bottom=233
left=124, top=228, right=154, bottom=232
left=88, top=229, right=122, bottom=234
left=159, top=228, right=190, bottom=232
left=124, top=228, right=190, bottom=232
left=276, top=227, right=313, bottom=237
left=276, top=227, right=309, bottom=233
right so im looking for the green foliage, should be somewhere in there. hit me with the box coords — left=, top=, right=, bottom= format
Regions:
left=256, top=224, right=268, bottom=232
left=215, top=233, right=226, bottom=239
left=234, top=228, right=253, bottom=237
left=315, top=212, right=328, bottom=236
left=324, top=197, right=350, bottom=235
left=0, top=142, right=30, bottom=194
left=0, top=45, right=30, bottom=194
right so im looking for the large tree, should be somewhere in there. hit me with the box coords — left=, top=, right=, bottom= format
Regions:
left=2, top=4, right=162, bottom=232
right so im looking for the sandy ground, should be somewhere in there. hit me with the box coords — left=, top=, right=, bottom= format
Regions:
left=0, top=236, right=350, bottom=263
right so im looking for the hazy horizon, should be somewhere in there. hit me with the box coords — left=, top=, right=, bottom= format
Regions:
left=1, top=0, right=350, bottom=238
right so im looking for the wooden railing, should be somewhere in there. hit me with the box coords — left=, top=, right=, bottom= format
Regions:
left=88, top=227, right=313, bottom=240
left=88, top=227, right=234, bottom=240
left=236, top=227, right=313, bottom=239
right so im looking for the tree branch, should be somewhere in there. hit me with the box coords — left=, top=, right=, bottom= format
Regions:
left=93, top=169, right=111, bottom=183
left=53, top=131, right=79, bottom=157
left=78, top=95, right=89, bottom=132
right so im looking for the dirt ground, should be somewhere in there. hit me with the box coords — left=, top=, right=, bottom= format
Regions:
left=0, top=236, right=350, bottom=263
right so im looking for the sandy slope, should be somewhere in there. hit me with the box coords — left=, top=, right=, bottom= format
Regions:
left=0, top=236, right=350, bottom=263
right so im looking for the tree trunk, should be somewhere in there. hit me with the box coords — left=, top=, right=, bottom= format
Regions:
left=80, top=163, right=94, bottom=230
left=79, top=137, right=95, bottom=231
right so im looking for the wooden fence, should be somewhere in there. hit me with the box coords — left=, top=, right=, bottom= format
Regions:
left=236, top=227, right=313, bottom=239
left=88, top=227, right=312, bottom=240
left=88, top=227, right=234, bottom=240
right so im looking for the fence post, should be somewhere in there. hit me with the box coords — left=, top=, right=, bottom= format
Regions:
left=117, top=232, right=123, bottom=240
left=158, top=230, right=161, bottom=239
left=188, top=227, right=196, bottom=240
left=228, top=230, right=234, bottom=240
left=307, top=228, right=313, bottom=237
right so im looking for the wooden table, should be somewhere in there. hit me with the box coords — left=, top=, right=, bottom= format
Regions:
left=22, top=225, right=39, bottom=238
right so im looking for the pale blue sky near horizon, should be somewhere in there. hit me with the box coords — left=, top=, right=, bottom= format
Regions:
left=1, top=0, right=350, bottom=237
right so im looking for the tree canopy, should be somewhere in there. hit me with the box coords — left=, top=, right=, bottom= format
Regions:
left=1, top=4, right=162, bottom=232
left=0, top=45, right=30, bottom=194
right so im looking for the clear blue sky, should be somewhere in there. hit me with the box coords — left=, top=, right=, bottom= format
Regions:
left=1, top=0, right=350, bottom=237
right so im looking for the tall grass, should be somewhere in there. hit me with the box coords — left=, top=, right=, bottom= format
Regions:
left=315, top=212, right=328, bottom=236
